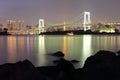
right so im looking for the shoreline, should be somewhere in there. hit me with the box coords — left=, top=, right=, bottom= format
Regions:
left=40, top=30, right=120, bottom=35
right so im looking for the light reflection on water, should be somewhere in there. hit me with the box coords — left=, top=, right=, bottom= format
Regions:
left=37, top=36, right=46, bottom=66
left=82, top=35, right=92, bottom=67
left=7, top=36, right=17, bottom=63
left=0, top=35, right=119, bottom=68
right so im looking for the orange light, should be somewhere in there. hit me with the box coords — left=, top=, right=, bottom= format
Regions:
left=63, top=21, right=66, bottom=31
left=62, top=36, right=66, bottom=58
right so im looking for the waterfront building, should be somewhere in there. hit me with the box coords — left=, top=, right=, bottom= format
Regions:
left=7, top=20, right=16, bottom=30
left=18, top=20, right=24, bottom=30
left=99, top=24, right=115, bottom=33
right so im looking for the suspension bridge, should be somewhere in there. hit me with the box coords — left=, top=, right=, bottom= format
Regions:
left=8, top=11, right=120, bottom=34
left=38, top=11, right=94, bottom=33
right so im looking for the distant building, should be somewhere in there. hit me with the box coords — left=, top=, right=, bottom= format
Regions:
left=115, top=26, right=120, bottom=32
left=99, top=24, right=115, bottom=33
left=18, top=20, right=24, bottom=30
left=7, top=20, right=16, bottom=30
left=26, top=25, right=32, bottom=30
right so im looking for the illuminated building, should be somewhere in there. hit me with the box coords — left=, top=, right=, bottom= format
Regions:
left=99, top=24, right=115, bottom=33
left=100, top=28, right=115, bottom=33
left=18, top=20, right=24, bottom=30
left=7, top=20, right=16, bottom=30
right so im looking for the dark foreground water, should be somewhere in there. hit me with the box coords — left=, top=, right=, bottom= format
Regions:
left=0, top=35, right=120, bottom=68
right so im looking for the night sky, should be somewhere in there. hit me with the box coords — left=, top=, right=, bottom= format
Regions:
left=0, top=0, right=120, bottom=26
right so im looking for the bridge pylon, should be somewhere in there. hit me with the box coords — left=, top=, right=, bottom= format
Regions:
left=83, top=11, right=91, bottom=31
left=39, top=19, right=45, bottom=33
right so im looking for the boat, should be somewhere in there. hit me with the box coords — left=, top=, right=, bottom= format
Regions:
left=67, top=32, right=74, bottom=36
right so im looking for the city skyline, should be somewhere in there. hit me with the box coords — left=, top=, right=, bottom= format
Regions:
left=0, top=0, right=120, bottom=26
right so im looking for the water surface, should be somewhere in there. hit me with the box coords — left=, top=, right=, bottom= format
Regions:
left=0, top=35, right=119, bottom=68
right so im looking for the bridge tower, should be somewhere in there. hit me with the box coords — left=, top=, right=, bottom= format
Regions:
left=39, top=19, right=45, bottom=33
left=83, top=11, right=91, bottom=31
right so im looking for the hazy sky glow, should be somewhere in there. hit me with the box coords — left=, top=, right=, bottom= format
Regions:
left=0, top=0, right=120, bottom=26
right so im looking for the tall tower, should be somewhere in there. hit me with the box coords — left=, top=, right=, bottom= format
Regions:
left=83, top=11, right=91, bottom=31
left=39, top=19, right=45, bottom=33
